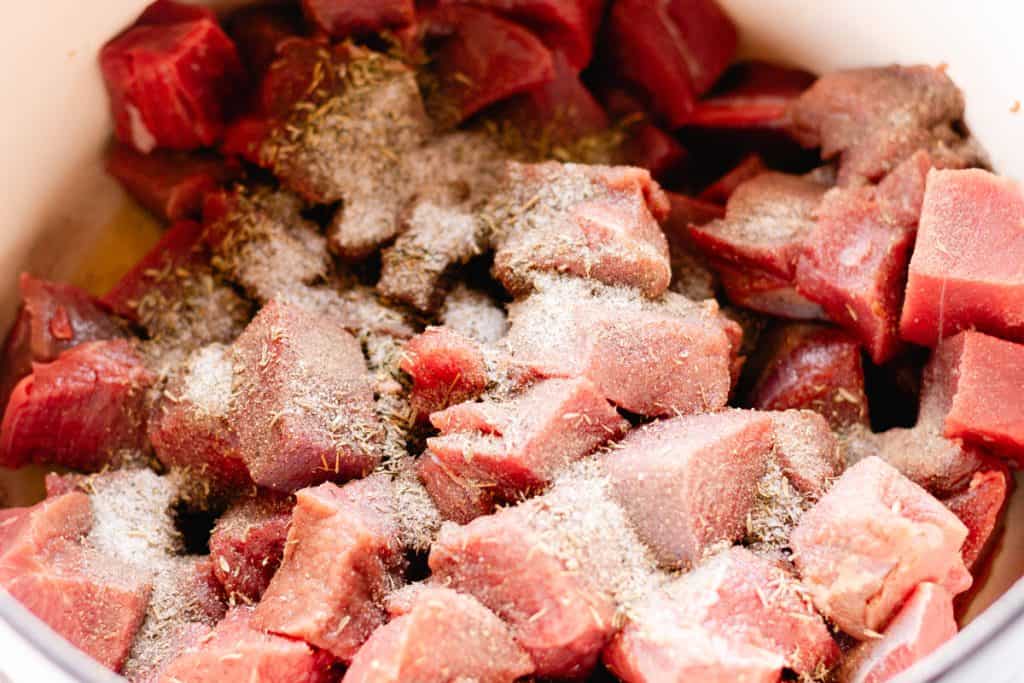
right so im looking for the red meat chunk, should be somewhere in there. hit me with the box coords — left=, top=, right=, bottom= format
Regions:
left=100, top=5, right=243, bottom=152
left=148, top=344, right=251, bottom=494
left=715, top=259, right=826, bottom=320
left=421, top=377, right=627, bottom=520
left=429, top=503, right=615, bottom=679
left=1, top=274, right=127, bottom=407
left=790, top=456, right=971, bottom=639
left=415, top=451, right=495, bottom=525
left=446, top=0, right=604, bottom=70
left=155, top=607, right=336, bottom=683
left=660, top=192, right=722, bottom=300
left=689, top=172, right=826, bottom=279
left=256, top=477, right=404, bottom=661
left=605, top=0, right=737, bottom=127
left=229, top=300, right=382, bottom=492
left=0, top=493, right=151, bottom=672
left=435, top=7, right=555, bottom=122
left=839, top=583, right=957, bottom=683
left=504, top=278, right=740, bottom=417
left=209, top=494, right=293, bottom=604
left=928, top=331, right=1024, bottom=462
left=346, top=586, right=535, bottom=683
left=901, top=169, right=1024, bottom=347
left=224, top=4, right=305, bottom=77
left=944, top=467, right=1010, bottom=570
left=606, top=547, right=837, bottom=681
left=302, top=0, right=414, bottom=38
left=620, top=122, right=689, bottom=178
left=106, top=143, right=237, bottom=222
left=603, top=410, right=774, bottom=568
left=1, top=340, right=155, bottom=471
left=748, top=323, right=868, bottom=429
left=699, top=154, right=767, bottom=204
left=491, top=162, right=672, bottom=298
left=687, top=60, right=816, bottom=131
left=786, top=65, right=976, bottom=184
left=399, top=327, right=489, bottom=423
left=770, top=410, right=844, bottom=498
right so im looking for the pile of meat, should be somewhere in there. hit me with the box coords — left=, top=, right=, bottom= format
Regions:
left=1, top=1, right=1020, bottom=682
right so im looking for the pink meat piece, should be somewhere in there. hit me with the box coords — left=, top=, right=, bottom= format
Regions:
left=0, top=493, right=151, bottom=672
left=301, top=0, right=414, bottom=37
left=504, top=280, right=739, bottom=416
left=209, top=494, right=293, bottom=605
left=256, top=477, right=404, bottom=661
left=149, top=344, right=251, bottom=493
left=699, top=153, right=767, bottom=204
left=415, top=452, right=496, bottom=525
left=224, top=4, right=304, bottom=77
left=714, top=259, right=827, bottom=320
left=345, top=586, right=535, bottom=683
left=229, top=300, right=381, bottom=492
left=421, top=377, right=627, bottom=520
left=839, top=582, right=957, bottom=683
left=689, top=172, right=827, bottom=279
left=444, top=0, right=603, bottom=70
left=603, top=410, right=774, bottom=568
left=399, top=327, right=489, bottom=423
left=434, top=7, right=556, bottom=122
left=1, top=274, right=127, bottom=409
left=155, top=607, right=335, bottom=683
left=188, top=557, right=229, bottom=623
left=605, top=0, right=737, bottom=127
left=786, top=65, right=973, bottom=184
left=748, top=323, right=868, bottom=429
left=902, top=169, right=1024, bottom=346
left=429, top=505, right=615, bottom=679
left=0, top=340, right=155, bottom=471
left=790, top=456, right=972, bottom=639
left=100, top=5, right=243, bottom=152
left=944, top=467, right=1010, bottom=570
left=769, top=410, right=844, bottom=498
left=660, top=191, right=722, bottom=300
left=686, top=60, right=816, bottom=131
left=492, top=162, right=672, bottom=298
left=105, top=143, right=238, bottom=222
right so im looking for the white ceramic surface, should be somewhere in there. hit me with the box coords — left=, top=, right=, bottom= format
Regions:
left=0, top=1, right=1022, bottom=681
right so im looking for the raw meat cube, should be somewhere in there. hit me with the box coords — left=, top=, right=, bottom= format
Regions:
left=434, top=7, right=556, bottom=122
left=100, top=4, right=243, bottom=152
left=224, top=4, right=304, bottom=76
left=0, top=493, right=151, bottom=672
left=504, top=278, right=739, bottom=416
left=660, top=192, right=722, bottom=301
left=1, top=274, right=127, bottom=407
left=769, top=410, right=844, bottom=497
left=439, top=284, right=509, bottom=344
left=105, top=143, right=237, bottom=222
left=421, top=377, right=627, bottom=519
left=429, top=503, right=616, bottom=679
left=491, top=162, right=672, bottom=298
left=748, top=323, right=868, bottom=429
left=839, top=583, right=957, bottom=683
left=400, top=327, right=489, bottom=423
left=689, top=172, right=827, bottom=279
left=256, top=477, right=404, bottom=661
left=786, top=66, right=976, bottom=184
left=229, top=300, right=382, bottom=492
left=944, top=466, right=1010, bottom=570
left=302, top=0, right=414, bottom=37
left=686, top=60, right=816, bottom=131
left=345, top=586, right=535, bottom=683
left=901, top=170, right=1024, bottom=346
left=790, top=456, right=971, bottom=639
left=155, top=607, right=335, bottom=683
left=148, top=344, right=251, bottom=494
left=209, top=494, right=293, bottom=604
left=714, top=259, right=826, bottom=320
left=415, top=452, right=496, bottom=525
left=1, top=340, right=155, bottom=471
left=603, top=410, right=774, bottom=568
left=204, top=188, right=331, bottom=304
left=699, top=153, right=767, bottom=204
left=605, top=0, right=737, bottom=127
left=927, top=331, right=1024, bottom=461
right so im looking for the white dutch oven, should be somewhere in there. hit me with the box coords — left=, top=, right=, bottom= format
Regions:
left=1, top=1, right=1023, bottom=680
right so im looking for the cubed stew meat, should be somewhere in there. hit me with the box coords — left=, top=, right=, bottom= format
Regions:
left=0, top=1, right=1018, bottom=682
